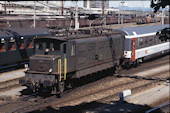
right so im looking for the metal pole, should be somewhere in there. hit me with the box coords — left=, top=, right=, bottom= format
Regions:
left=102, top=0, right=106, bottom=27
left=75, top=1, right=79, bottom=30
left=121, top=1, right=124, bottom=25
left=102, top=0, right=104, bottom=15
left=4, top=1, right=6, bottom=14
left=61, top=0, right=64, bottom=15
left=161, top=8, right=164, bottom=25
left=34, top=1, right=36, bottom=28
left=118, top=3, right=120, bottom=25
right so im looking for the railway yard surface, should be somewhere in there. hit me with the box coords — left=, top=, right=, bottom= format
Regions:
left=0, top=53, right=169, bottom=113
left=0, top=22, right=169, bottom=113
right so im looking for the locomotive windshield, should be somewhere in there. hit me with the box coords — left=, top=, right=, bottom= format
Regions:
left=35, top=38, right=64, bottom=54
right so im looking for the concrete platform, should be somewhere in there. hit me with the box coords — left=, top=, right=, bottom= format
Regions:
left=0, top=69, right=25, bottom=83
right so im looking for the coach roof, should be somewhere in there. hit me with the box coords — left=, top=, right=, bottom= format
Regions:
left=0, top=28, right=50, bottom=39
left=114, top=24, right=169, bottom=38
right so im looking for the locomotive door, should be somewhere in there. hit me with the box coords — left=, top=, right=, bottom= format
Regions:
left=132, top=38, right=136, bottom=62
left=60, top=43, right=67, bottom=81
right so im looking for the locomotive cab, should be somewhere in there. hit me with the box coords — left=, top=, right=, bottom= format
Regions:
left=21, top=37, right=67, bottom=94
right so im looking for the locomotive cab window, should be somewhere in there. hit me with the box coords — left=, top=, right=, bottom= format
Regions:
left=0, top=38, right=5, bottom=52
left=35, top=38, right=62, bottom=53
left=71, top=44, right=75, bottom=56
left=8, top=38, right=16, bottom=51
left=35, top=41, right=43, bottom=50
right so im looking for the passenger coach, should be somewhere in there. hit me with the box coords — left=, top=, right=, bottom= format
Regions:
left=0, top=28, right=50, bottom=66
left=114, top=24, right=169, bottom=66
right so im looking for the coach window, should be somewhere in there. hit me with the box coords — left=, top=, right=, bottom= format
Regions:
left=0, top=38, right=5, bottom=52
left=145, top=37, right=148, bottom=47
left=27, top=38, right=33, bottom=48
left=8, top=38, right=16, bottom=51
left=139, top=38, right=143, bottom=48
left=149, top=37, right=153, bottom=46
left=158, top=37, right=162, bottom=44
left=161, top=37, right=165, bottom=42
left=19, top=37, right=24, bottom=49
left=71, top=44, right=75, bottom=56
left=154, top=36, right=157, bottom=45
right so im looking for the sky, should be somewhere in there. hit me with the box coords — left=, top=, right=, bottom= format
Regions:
left=64, top=1, right=152, bottom=8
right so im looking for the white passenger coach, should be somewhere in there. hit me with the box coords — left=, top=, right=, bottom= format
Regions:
left=114, top=24, right=169, bottom=66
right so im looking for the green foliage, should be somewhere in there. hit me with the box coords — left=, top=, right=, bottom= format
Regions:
left=151, top=0, right=170, bottom=13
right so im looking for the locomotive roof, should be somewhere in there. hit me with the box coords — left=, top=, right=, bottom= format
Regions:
left=0, top=28, right=50, bottom=39
left=114, top=24, right=169, bottom=38
left=35, top=30, right=121, bottom=41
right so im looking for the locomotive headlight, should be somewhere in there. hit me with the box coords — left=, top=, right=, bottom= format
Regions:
left=25, top=64, right=29, bottom=71
left=26, top=67, right=29, bottom=71
left=49, top=68, right=52, bottom=73
left=25, top=64, right=28, bottom=68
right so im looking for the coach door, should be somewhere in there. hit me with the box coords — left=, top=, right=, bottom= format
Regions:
left=132, top=38, right=136, bottom=62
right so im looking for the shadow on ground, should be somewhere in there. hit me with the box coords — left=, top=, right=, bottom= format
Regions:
left=30, top=101, right=163, bottom=113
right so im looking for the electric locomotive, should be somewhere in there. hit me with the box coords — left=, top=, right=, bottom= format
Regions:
left=20, top=29, right=125, bottom=94
left=20, top=24, right=169, bottom=95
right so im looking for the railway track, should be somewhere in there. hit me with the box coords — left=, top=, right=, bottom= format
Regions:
left=0, top=68, right=168, bottom=113
left=0, top=55, right=169, bottom=113
left=48, top=72, right=169, bottom=113
left=0, top=78, right=23, bottom=93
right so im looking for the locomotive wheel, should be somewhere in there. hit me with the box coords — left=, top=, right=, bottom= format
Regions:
left=46, top=87, right=52, bottom=94
left=57, top=81, right=65, bottom=96
left=38, top=85, right=43, bottom=95
left=59, top=82, right=65, bottom=93
left=134, top=60, right=139, bottom=68
left=115, top=65, right=122, bottom=74
left=43, top=87, right=52, bottom=96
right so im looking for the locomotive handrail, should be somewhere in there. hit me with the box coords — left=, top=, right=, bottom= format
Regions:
left=58, top=59, right=61, bottom=82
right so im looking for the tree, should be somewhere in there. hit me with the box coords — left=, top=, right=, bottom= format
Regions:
left=151, top=0, right=170, bottom=13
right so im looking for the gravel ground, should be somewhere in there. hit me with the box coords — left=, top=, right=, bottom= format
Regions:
left=85, top=84, right=169, bottom=113
left=125, top=64, right=169, bottom=77
left=129, top=84, right=169, bottom=105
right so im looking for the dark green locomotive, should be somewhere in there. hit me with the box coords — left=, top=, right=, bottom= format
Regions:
left=21, top=29, right=124, bottom=94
